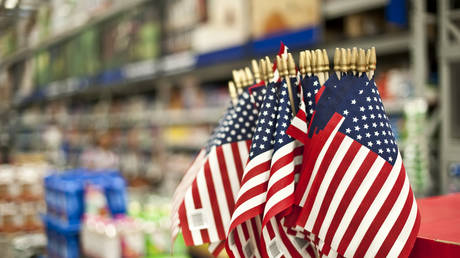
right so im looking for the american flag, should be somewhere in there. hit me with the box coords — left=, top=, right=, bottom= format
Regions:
left=284, top=74, right=341, bottom=258
left=171, top=102, right=240, bottom=242
left=286, top=75, right=322, bottom=143
left=293, top=74, right=420, bottom=257
left=263, top=77, right=302, bottom=225
left=227, top=79, right=316, bottom=258
left=171, top=149, right=206, bottom=242
left=261, top=78, right=319, bottom=258
left=177, top=86, right=266, bottom=246
left=226, top=81, right=279, bottom=256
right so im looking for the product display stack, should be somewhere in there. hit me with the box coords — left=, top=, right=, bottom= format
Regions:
left=172, top=45, right=426, bottom=257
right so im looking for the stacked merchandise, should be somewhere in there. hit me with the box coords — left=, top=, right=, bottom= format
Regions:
left=0, top=162, right=48, bottom=234
left=403, top=99, right=430, bottom=197
left=43, top=169, right=190, bottom=258
left=128, top=194, right=189, bottom=257
left=172, top=45, right=421, bottom=257
left=43, top=170, right=127, bottom=258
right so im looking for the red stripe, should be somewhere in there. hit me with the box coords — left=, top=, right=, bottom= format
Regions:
left=311, top=141, right=361, bottom=235
left=375, top=187, right=414, bottom=257
left=226, top=230, right=244, bottom=258
left=231, top=142, right=244, bottom=180
left=203, top=161, right=226, bottom=240
left=315, top=85, right=326, bottom=103
left=210, top=241, right=225, bottom=256
left=399, top=209, right=421, bottom=258
left=307, top=244, right=316, bottom=258
left=240, top=159, right=271, bottom=186
left=266, top=173, right=294, bottom=203
left=191, top=179, right=202, bottom=208
left=266, top=219, right=276, bottom=239
left=270, top=152, right=294, bottom=176
left=263, top=194, right=294, bottom=227
left=248, top=82, right=266, bottom=95
left=336, top=161, right=393, bottom=254
left=283, top=205, right=302, bottom=228
left=241, top=221, right=250, bottom=240
left=234, top=182, right=266, bottom=208
left=191, top=178, right=210, bottom=243
left=229, top=204, right=265, bottom=232
left=246, top=140, right=251, bottom=151
left=178, top=202, right=194, bottom=245
left=286, top=120, right=307, bottom=143
left=296, top=133, right=345, bottom=226
left=321, top=151, right=378, bottom=250
left=353, top=162, right=406, bottom=257
left=293, top=145, right=303, bottom=157
left=216, top=146, right=235, bottom=213
left=250, top=217, right=261, bottom=246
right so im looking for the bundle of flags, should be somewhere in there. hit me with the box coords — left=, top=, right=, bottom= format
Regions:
left=171, top=44, right=420, bottom=258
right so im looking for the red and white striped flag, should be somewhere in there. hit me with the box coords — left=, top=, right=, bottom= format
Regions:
left=293, top=75, right=420, bottom=257
left=226, top=78, right=315, bottom=258
left=263, top=77, right=303, bottom=225
left=171, top=149, right=207, bottom=242
left=177, top=86, right=266, bottom=246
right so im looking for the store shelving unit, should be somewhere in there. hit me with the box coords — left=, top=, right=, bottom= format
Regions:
left=0, top=0, right=443, bottom=191
left=1, top=0, right=414, bottom=108
left=439, top=0, right=460, bottom=193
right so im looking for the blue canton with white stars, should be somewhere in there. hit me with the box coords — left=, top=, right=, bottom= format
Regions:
left=249, top=82, right=279, bottom=159
left=337, top=77, right=398, bottom=165
left=273, top=78, right=300, bottom=151
left=301, top=75, right=321, bottom=123
left=205, top=87, right=267, bottom=153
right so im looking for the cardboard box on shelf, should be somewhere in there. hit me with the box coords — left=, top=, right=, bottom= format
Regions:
left=191, top=0, right=250, bottom=53
left=250, top=0, right=320, bottom=39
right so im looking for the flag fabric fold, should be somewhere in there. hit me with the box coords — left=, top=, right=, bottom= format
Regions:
left=173, top=44, right=420, bottom=258
left=293, top=74, right=420, bottom=258
left=177, top=86, right=266, bottom=246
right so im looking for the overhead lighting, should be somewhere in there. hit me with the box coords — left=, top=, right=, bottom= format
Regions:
left=4, top=0, right=19, bottom=9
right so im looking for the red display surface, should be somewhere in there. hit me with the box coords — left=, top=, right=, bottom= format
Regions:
left=410, top=193, right=460, bottom=258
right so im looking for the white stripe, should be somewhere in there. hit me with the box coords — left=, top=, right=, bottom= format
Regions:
left=242, top=149, right=273, bottom=176
left=172, top=149, right=205, bottom=211
left=196, top=167, right=219, bottom=241
left=222, top=144, right=241, bottom=198
left=255, top=214, right=262, bottom=232
left=294, top=152, right=303, bottom=165
left=387, top=197, right=418, bottom=257
left=184, top=187, right=202, bottom=244
left=291, top=115, right=307, bottom=133
left=318, top=146, right=369, bottom=239
left=344, top=153, right=403, bottom=257
left=271, top=141, right=295, bottom=165
left=237, top=141, right=250, bottom=168
left=271, top=218, right=292, bottom=258
left=230, top=192, right=266, bottom=227
left=299, top=118, right=345, bottom=206
left=364, top=166, right=411, bottom=257
left=246, top=219, right=262, bottom=258
left=208, top=150, right=232, bottom=232
left=261, top=224, right=273, bottom=257
left=264, top=183, right=294, bottom=218
left=268, top=148, right=295, bottom=190
left=330, top=155, right=386, bottom=250
left=208, top=241, right=222, bottom=254
left=232, top=225, right=246, bottom=256
left=305, top=136, right=352, bottom=230
left=237, top=171, right=270, bottom=201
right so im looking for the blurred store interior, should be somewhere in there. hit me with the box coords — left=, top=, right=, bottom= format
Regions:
left=0, top=0, right=458, bottom=257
